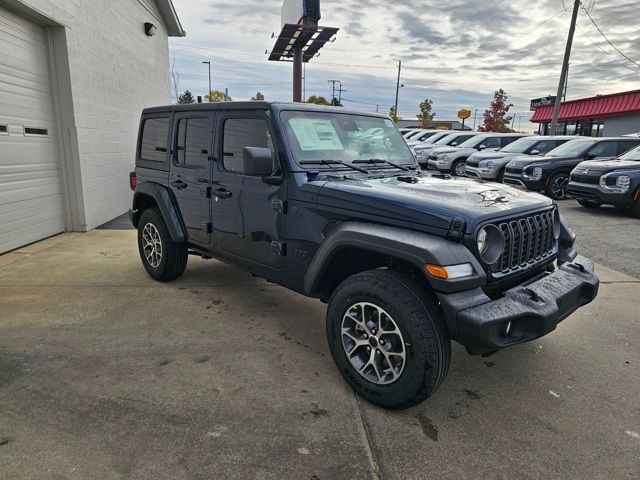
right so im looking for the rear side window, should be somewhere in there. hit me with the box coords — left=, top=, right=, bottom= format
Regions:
left=175, top=117, right=211, bottom=169
left=480, top=137, right=501, bottom=149
left=499, top=136, right=519, bottom=148
left=222, top=118, right=274, bottom=173
left=617, top=140, right=640, bottom=156
left=533, top=139, right=563, bottom=154
left=140, top=117, right=169, bottom=162
left=589, top=141, right=617, bottom=158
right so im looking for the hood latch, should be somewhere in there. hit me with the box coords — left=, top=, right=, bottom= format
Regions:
left=447, top=217, right=466, bottom=242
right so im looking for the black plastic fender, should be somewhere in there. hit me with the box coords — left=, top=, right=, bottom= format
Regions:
left=303, top=222, right=486, bottom=295
left=131, top=182, right=186, bottom=243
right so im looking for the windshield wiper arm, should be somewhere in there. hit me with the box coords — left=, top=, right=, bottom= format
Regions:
left=299, top=159, right=370, bottom=174
left=353, top=158, right=411, bottom=172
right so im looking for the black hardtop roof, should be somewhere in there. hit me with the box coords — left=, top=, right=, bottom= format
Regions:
left=142, top=101, right=389, bottom=118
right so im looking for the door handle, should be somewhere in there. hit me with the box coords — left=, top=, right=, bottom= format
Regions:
left=213, top=188, right=232, bottom=199
left=171, top=180, right=187, bottom=190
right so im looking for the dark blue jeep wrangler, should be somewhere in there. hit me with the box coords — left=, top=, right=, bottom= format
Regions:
left=129, top=102, right=598, bottom=409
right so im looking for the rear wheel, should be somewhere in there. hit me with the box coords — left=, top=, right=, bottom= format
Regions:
left=497, top=167, right=506, bottom=183
left=452, top=159, right=466, bottom=177
left=577, top=199, right=602, bottom=209
left=326, top=269, right=451, bottom=409
left=137, top=207, right=188, bottom=281
left=546, top=172, right=570, bottom=200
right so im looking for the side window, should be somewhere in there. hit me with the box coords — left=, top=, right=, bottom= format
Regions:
left=617, top=140, right=640, bottom=156
left=140, top=117, right=169, bottom=162
left=222, top=118, right=275, bottom=174
left=499, top=137, right=518, bottom=148
left=482, top=137, right=501, bottom=148
left=589, top=141, right=617, bottom=157
left=454, top=135, right=473, bottom=144
left=533, top=140, right=559, bottom=154
left=175, top=117, right=211, bottom=169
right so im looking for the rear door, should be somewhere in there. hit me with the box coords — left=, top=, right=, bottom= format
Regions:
left=211, top=110, right=286, bottom=269
left=169, top=112, right=214, bottom=246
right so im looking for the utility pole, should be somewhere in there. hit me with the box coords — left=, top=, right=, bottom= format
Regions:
left=337, top=82, right=346, bottom=105
left=293, top=47, right=303, bottom=102
left=473, top=109, right=479, bottom=131
left=550, top=0, right=580, bottom=135
left=394, top=60, right=402, bottom=119
left=328, top=79, right=339, bottom=104
left=563, top=63, right=570, bottom=101
left=202, top=61, right=211, bottom=102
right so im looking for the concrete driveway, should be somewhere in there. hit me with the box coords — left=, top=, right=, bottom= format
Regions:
left=0, top=230, right=639, bottom=480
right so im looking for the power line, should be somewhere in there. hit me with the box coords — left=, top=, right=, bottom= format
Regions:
left=580, top=6, right=640, bottom=68
left=576, top=23, right=640, bottom=74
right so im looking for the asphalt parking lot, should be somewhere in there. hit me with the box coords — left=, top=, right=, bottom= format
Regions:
left=0, top=202, right=638, bottom=480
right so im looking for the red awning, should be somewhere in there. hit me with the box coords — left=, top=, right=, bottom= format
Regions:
left=531, top=89, right=640, bottom=123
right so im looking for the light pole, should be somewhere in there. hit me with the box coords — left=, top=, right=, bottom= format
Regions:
left=394, top=60, right=402, bottom=119
left=202, top=61, right=212, bottom=102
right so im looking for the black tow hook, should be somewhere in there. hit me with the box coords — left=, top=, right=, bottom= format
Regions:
left=523, top=288, right=540, bottom=302
left=567, top=262, right=586, bottom=273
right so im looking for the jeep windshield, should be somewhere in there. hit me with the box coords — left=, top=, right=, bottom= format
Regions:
left=280, top=110, right=416, bottom=169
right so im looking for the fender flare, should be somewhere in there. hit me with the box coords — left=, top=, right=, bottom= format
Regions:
left=303, top=222, right=486, bottom=296
left=132, top=182, right=186, bottom=243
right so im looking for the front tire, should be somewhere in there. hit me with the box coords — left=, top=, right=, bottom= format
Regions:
left=577, top=199, right=602, bottom=209
left=452, top=158, right=466, bottom=177
left=137, top=207, right=188, bottom=281
left=546, top=172, right=570, bottom=200
left=631, top=197, right=640, bottom=218
left=326, top=270, right=451, bottom=409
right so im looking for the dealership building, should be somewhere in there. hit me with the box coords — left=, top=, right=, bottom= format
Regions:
left=0, top=0, right=184, bottom=254
left=531, top=89, right=640, bottom=137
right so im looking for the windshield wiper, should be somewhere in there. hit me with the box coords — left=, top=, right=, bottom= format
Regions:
left=299, top=159, right=370, bottom=174
left=353, top=158, right=412, bottom=172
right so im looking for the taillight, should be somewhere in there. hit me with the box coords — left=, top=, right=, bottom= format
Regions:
left=129, top=172, right=137, bottom=190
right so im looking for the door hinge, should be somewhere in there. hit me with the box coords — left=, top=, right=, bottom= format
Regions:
left=271, top=241, right=286, bottom=256
left=201, top=186, right=212, bottom=198
left=272, top=199, right=287, bottom=214
left=201, top=222, right=212, bottom=233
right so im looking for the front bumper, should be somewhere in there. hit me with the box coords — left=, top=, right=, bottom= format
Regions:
left=503, top=173, right=544, bottom=191
left=465, top=165, right=499, bottom=180
left=427, top=158, right=453, bottom=171
left=567, top=181, right=637, bottom=206
left=437, top=255, right=599, bottom=355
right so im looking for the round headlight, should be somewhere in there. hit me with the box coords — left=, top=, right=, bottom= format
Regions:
left=477, top=225, right=505, bottom=265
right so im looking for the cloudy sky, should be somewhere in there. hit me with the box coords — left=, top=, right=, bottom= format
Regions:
left=168, top=0, right=640, bottom=131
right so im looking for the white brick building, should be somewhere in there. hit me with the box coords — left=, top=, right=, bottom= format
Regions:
left=0, top=0, right=184, bottom=253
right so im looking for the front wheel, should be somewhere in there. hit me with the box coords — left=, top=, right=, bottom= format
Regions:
left=452, top=159, right=466, bottom=177
left=326, top=270, right=451, bottom=409
left=631, top=198, right=640, bottom=218
left=577, top=199, right=602, bottom=209
left=546, top=172, right=571, bottom=200
left=137, top=207, right=188, bottom=281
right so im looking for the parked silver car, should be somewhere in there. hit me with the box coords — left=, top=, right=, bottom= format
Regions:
left=428, top=133, right=529, bottom=176
left=406, top=129, right=445, bottom=146
left=414, top=132, right=479, bottom=166
left=465, top=136, right=575, bottom=182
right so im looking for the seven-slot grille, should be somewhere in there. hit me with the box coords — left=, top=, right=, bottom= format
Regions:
left=571, top=165, right=606, bottom=184
left=489, top=209, right=557, bottom=275
left=466, top=158, right=480, bottom=167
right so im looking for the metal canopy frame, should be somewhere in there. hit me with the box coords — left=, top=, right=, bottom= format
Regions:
left=269, top=24, right=339, bottom=63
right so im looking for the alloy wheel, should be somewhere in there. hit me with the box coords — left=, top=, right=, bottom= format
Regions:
left=341, top=302, right=406, bottom=385
left=551, top=175, right=570, bottom=199
left=142, top=223, right=163, bottom=268
left=454, top=161, right=466, bottom=176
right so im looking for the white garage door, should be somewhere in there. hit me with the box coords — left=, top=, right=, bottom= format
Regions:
left=0, top=6, right=65, bottom=254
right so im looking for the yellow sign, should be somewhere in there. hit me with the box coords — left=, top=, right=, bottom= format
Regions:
left=458, top=109, right=471, bottom=120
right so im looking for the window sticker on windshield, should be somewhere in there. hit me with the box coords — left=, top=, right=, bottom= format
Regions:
left=288, top=118, right=344, bottom=151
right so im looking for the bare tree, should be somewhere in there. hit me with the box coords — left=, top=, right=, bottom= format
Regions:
left=171, top=56, right=180, bottom=103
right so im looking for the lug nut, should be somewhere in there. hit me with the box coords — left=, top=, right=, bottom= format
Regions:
left=379, top=339, right=385, bottom=345
left=371, top=329, right=377, bottom=334
left=367, top=346, right=371, bottom=351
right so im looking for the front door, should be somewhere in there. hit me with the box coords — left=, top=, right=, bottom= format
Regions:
left=211, top=111, right=286, bottom=269
left=169, top=113, right=213, bottom=245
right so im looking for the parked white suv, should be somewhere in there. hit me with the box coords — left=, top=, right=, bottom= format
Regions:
left=405, top=129, right=444, bottom=146
left=414, top=132, right=479, bottom=166
left=428, top=133, right=529, bottom=176
left=465, top=136, right=575, bottom=182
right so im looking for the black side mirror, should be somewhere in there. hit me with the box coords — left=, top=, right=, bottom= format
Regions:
left=242, top=147, right=273, bottom=176
left=585, top=152, right=596, bottom=160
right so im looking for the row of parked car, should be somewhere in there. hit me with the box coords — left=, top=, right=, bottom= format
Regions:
left=400, top=128, right=640, bottom=216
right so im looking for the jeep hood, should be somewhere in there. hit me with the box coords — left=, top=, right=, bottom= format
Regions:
left=316, top=175, right=553, bottom=233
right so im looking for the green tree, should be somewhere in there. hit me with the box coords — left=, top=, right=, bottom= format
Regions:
left=306, top=95, right=331, bottom=105
left=479, top=89, right=514, bottom=132
left=389, top=106, right=399, bottom=123
left=177, top=90, right=195, bottom=104
left=205, top=90, right=232, bottom=102
left=416, top=99, right=435, bottom=128
left=251, top=91, right=265, bottom=101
